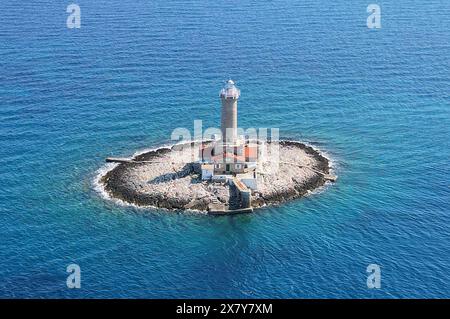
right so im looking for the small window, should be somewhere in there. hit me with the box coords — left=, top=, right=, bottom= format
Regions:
left=214, top=164, right=221, bottom=169
left=235, top=164, right=242, bottom=169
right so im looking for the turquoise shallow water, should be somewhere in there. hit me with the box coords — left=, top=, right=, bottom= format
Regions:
left=0, top=1, right=449, bottom=298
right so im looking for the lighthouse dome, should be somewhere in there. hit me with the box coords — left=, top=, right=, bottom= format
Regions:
left=220, top=79, right=240, bottom=99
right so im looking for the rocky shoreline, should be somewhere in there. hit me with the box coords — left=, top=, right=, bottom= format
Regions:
left=99, top=140, right=332, bottom=212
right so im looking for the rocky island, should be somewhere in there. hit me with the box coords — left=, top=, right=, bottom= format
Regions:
left=98, top=80, right=336, bottom=214
left=99, top=140, right=334, bottom=213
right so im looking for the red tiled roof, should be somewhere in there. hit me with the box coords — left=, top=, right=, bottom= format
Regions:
left=244, top=145, right=257, bottom=158
left=201, top=144, right=258, bottom=162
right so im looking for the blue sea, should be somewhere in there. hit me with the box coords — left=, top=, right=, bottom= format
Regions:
left=1, top=1, right=449, bottom=298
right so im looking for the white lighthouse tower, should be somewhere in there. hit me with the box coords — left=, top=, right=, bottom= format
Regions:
left=220, top=80, right=240, bottom=145
left=199, top=80, right=259, bottom=194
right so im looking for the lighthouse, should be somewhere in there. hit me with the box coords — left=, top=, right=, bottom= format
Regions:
left=199, top=79, right=259, bottom=192
left=220, top=80, right=240, bottom=145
